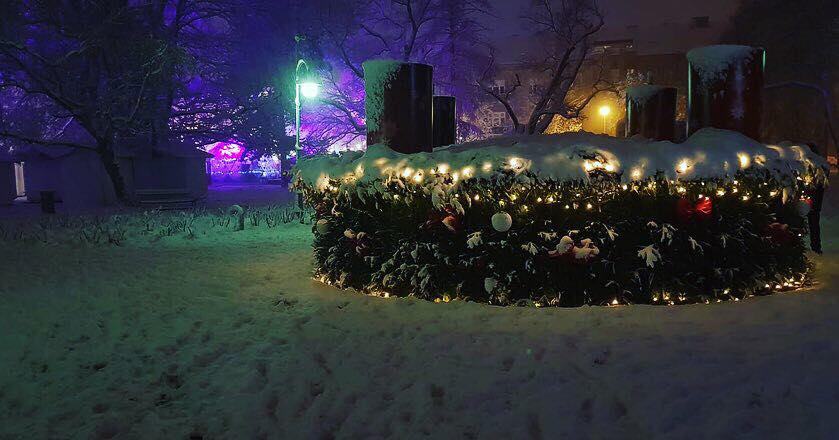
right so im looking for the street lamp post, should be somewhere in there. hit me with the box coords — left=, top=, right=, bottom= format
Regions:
left=294, top=58, right=320, bottom=160
left=598, top=105, right=611, bottom=135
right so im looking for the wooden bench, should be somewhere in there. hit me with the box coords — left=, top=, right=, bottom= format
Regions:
left=136, top=188, right=202, bottom=209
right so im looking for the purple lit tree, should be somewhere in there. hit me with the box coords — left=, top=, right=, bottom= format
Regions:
left=301, top=0, right=491, bottom=151
left=0, top=0, right=304, bottom=200
left=0, top=1, right=226, bottom=201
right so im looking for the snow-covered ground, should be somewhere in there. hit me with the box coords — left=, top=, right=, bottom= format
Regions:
left=1, top=185, right=838, bottom=439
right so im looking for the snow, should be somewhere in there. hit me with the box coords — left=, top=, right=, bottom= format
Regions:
left=626, top=85, right=670, bottom=106
left=2, top=184, right=839, bottom=438
left=687, top=45, right=758, bottom=85
left=363, top=60, right=402, bottom=133
left=295, top=128, right=829, bottom=192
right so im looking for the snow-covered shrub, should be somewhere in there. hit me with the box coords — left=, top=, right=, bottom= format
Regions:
left=296, top=129, right=828, bottom=306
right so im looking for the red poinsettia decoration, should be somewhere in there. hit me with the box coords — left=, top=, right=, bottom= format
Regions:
left=676, top=196, right=713, bottom=224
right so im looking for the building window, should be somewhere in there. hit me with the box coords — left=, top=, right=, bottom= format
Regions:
left=491, top=80, right=506, bottom=95
left=491, top=111, right=506, bottom=127
left=14, top=162, right=25, bottom=197
left=691, top=16, right=710, bottom=28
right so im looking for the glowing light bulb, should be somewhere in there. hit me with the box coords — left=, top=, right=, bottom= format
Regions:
left=737, top=153, right=751, bottom=169
left=677, top=159, right=689, bottom=173
left=299, top=81, right=320, bottom=98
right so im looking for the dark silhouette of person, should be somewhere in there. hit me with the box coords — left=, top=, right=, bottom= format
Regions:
left=805, top=142, right=826, bottom=254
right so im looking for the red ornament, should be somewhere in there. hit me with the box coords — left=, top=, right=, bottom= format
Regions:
left=442, top=215, right=460, bottom=232
left=765, top=222, right=794, bottom=246
left=423, top=206, right=461, bottom=232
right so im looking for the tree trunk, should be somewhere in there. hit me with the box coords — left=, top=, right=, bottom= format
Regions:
left=97, top=141, right=132, bottom=204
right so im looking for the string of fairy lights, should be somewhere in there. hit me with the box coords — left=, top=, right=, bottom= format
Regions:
left=299, top=154, right=822, bottom=307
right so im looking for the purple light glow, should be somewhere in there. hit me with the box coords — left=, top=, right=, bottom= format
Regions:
left=203, top=141, right=247, bottom=175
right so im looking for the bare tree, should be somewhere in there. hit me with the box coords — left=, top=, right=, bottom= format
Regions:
left=0, top=1, right=251, bottom=201
left=478, top=0, right=615, bottom=135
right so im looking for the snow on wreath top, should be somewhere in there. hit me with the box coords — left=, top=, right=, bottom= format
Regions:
left=294, top=128, right=828, bottom=194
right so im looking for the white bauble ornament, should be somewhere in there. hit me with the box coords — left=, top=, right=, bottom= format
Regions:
left=796, top=199, right=811, bottom=216
left=315, top=219, right=330, bottom=235
left=491, top=211, right=512, bottom=232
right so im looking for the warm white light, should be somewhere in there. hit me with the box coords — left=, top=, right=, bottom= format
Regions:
left=508, top=157, right=524, bottom=169
left=300, top=82, right=320, bottom=98
left=598, top=105, right=611, bottom=117
left=738, top=153, right=751, bottom=169
left=677, top=159, right=690, bottom=173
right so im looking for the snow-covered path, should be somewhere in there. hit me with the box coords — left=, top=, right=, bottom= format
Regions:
left=1, top=195, right=839, bottom=438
